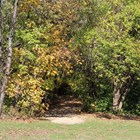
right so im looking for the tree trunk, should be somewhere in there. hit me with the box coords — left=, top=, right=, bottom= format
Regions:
left=112, top=80, right=123, bottom=111
left=0, top=0, right=3, bottom=76
left=0, top=0, right=4, bottom=114
left=0, top=0, right=19, bottom=114
left=118, top=79, right=134, bottom=110
left=118, top=92, right=126, bottom=110
left=112, top=86, right=121, bottom=111
left=112, top=77, right=134, bottom=112
left=0, top=78, right=7, bottom=113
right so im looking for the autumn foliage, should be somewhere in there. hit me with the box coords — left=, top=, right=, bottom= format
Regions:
left=0, top=0, right=140, bottom=116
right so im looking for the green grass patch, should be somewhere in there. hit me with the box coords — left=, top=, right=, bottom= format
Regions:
left=0, top=118, right=140, bottom=140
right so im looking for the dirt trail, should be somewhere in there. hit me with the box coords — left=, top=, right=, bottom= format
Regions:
left=46, top=95, right=85, bottom=124
left=47, top=95, right=82, bottom=117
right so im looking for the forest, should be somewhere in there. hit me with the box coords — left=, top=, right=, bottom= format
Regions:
left=0, top=0, right=140, bottom=117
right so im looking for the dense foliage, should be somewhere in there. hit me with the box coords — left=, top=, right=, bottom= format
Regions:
left=0, top=0, right=140, bottom=116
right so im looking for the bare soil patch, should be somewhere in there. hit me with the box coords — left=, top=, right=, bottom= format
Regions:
left=45, top=95, right=85, bottom=124
left=48, top=116, right=85, bottom=124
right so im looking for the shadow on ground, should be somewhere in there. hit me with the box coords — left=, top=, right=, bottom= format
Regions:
left=46, top=95, right=82, bottom=117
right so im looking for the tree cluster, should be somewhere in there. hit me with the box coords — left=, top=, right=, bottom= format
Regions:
left=0, top=0, right=140, bottom=116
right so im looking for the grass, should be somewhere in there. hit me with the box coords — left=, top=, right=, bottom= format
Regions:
left=0, top=117, right=140, bottom=140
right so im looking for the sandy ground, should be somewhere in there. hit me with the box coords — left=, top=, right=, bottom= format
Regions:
left=47, top=116, right=85, bottom=124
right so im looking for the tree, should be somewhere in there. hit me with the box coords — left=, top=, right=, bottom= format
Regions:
left=94, top=0, right=140, bottom=111
left=4, top=0, right=82, bottom=116
left=0, top=0, right=19, bottom=114
left=76, top=0, right=140, bottom=112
